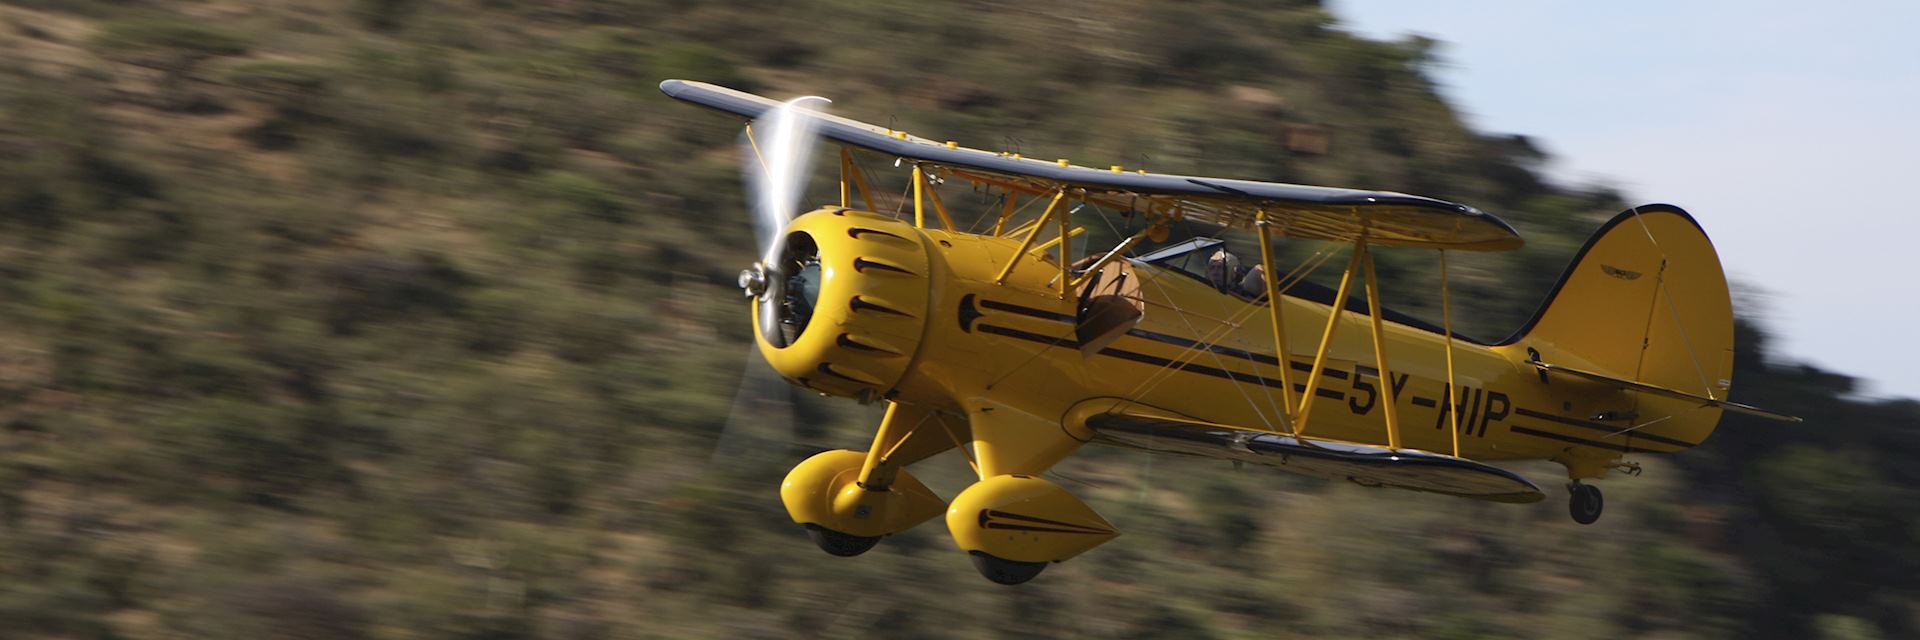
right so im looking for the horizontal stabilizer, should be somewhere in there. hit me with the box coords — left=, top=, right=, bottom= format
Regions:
left=1528, top=360, right=1802, bottom=423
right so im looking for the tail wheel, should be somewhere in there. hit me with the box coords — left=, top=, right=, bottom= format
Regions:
left=1568, top=483, right=1604, bottom=525
left=969, top=551, right=1047, bottom=585
left=804, top=524, right=880, bottom=557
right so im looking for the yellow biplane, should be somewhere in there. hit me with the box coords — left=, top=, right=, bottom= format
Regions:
left=661, top=79, right=1799, bottom=585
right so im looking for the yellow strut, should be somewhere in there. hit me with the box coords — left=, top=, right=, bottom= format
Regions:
left=922, top=172, right=959, bottom=231
left=1057, top=197, right=1072, bottom=297
left=857, top=403, right=911, bottom=488
left=838, top=148, right=850, bottom=207
left=911, top=164, right=926, bottom=228
left=1004, top=218, right=1042, bottom=240
left=843, top=149, right=876, bottom=211
left=1296, top=245, right=1363, bottom=436
left=1068, top=224, right=1156, bottom=289
left=1031, top=226, right=1085, bottom=256
left=1439, top=249, right=1461, bottom=457
left=1255, top=211, right=1297, bottom=426
left=934, top=413, right=980, bottom=479
left=994, top=191, right=1067, bottom=285
left=1358, top=241, right=1401, bottom=449
left=992, top=193, right=1018, bottom=236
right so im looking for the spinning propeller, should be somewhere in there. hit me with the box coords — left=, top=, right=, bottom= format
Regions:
left=713, top=95, right=831, bottom=463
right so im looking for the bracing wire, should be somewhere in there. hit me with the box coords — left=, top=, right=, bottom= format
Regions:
left=1084, top=206, right=1304, bottom=431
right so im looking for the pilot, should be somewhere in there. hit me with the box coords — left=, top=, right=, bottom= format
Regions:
left=1206, top=248, right=1241, bottom=292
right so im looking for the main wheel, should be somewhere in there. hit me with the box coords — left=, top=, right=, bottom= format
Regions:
left=969, top=551, right=1048, bottom=585
left=1568, top=483, right=1604, bottom=525
left=804, top=524, right=880, bottom=557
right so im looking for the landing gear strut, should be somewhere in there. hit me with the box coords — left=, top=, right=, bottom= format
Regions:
left=969, top=551, right=1048, bottom=585
left=1568, top=482, right=1604, bottom=525
left=804, top=524, right=881, bottom=557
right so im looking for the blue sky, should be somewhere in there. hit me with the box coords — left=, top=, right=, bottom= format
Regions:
left=1333, top=1, right=1920, bottom=400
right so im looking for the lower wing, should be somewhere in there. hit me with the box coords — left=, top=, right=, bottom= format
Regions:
left=1074, top=401, right=1544, bottom=503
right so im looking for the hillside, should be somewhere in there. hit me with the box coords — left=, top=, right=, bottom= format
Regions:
left=0, top=1, right=1915, bottom=638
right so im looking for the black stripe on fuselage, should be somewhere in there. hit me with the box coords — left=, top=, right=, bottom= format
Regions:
left=978, top=298, right=1077, bottom=323
left=1513, top=407, right=1697, bottom=449
left=978, top=298, right=1357, bottom=380
left=977, top=323, right=1075, bottom=348
left=1298, top=360, right=1351, bottom=380
left=976, top=323, right=1344, bottom=400
left=1124, top=327, right=1283, bottom=367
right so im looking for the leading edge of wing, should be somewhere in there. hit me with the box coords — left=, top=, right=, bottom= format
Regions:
left=660, top=79, right=1521, bottom=250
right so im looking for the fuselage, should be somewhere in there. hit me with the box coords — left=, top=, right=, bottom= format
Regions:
left=756, top=207, right=1719, bottom=475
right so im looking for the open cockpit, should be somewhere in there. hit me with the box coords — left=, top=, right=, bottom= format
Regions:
left=1117, top=236, right=1487, bottom=345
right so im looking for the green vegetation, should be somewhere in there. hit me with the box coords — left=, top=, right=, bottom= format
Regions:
left=0, top=1, right=1913, bottom=638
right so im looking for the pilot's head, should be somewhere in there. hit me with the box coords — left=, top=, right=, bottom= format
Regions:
left=1207, top=249, right=1241, bottom=291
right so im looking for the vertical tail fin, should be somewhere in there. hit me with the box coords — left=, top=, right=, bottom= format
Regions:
left=1504, top=205, right=1735, bottom=439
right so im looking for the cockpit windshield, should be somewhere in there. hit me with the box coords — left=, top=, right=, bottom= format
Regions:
left=1132, top=237, right=1225, bottom=279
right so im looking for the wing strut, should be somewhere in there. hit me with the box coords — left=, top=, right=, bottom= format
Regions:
left=1358, top=237, right=1404, bottom=449
left=1295, top=245, right=1362, bottom=435
left=1070, top=224, right=1158, bottom=290
left=1293, top=235, right=1406, bottom=449
left=993, top=190, right=1068, bottom=286
left=838, top=147, right=876, bottom=211
left=990, top=192, right=1018, bottom=236
left=922, top=170, right=960, bottom=231
left=1056, top=194, right=1071, bottom=298
left=1255, top=210, right=1299, bottom=425
left=911, top=164, right=927, bottom=229
left=1439, top=249, right=1462, bottom=457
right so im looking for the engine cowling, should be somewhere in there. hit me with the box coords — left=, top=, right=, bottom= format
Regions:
left=752, top=207, right=932, bottom=402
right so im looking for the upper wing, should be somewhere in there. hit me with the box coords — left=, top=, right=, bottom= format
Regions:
left=1071, top=400, right=1544, bottom=503
left=660, top=79, right=1522, bottom=251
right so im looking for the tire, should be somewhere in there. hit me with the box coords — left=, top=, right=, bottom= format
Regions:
left=969, top=551, right=1048, bottom=585
left=803, top=524, right=880, bottom=557
left=1569, top=483, right=1604, bottom=525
